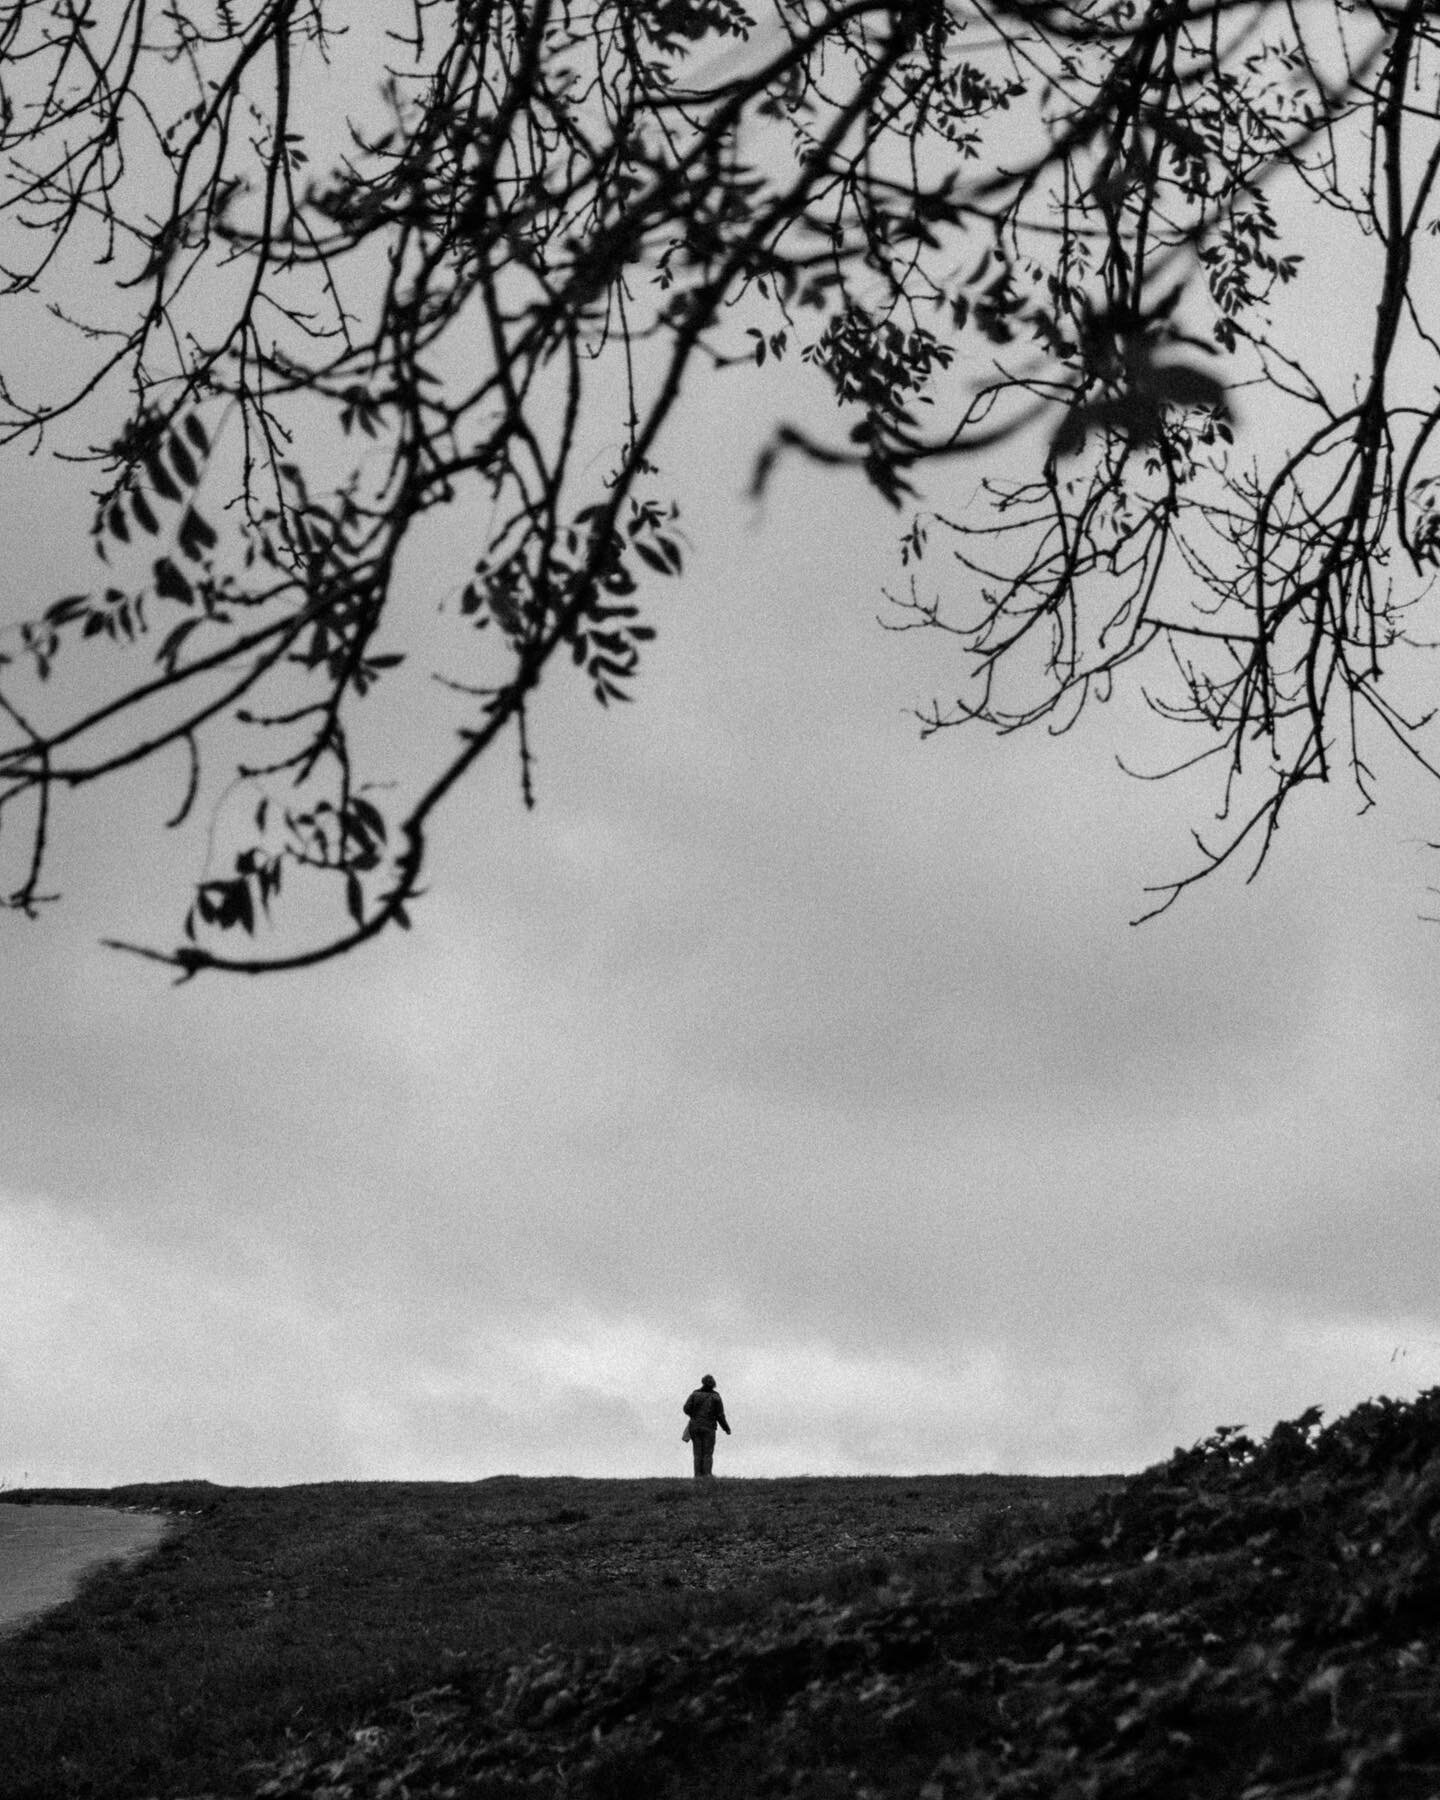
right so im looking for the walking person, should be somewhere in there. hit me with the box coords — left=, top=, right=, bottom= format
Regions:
left=681, top=1373, right=731, bottom=1478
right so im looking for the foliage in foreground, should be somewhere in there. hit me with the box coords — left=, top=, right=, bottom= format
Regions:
left=4, top=2, right=1440, bottom=967
left=204, top=1390, right=1440, bottom=1800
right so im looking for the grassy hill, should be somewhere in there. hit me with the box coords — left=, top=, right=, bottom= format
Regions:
left=7, top=1392, right=1440, bottom=1799
left=0, top=1470, right=1109, bottom=1799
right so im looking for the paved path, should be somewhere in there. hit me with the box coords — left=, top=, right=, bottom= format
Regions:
left=0, top=1503, right=170, bottom=1638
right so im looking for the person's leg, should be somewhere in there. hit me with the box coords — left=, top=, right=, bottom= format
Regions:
left=692, top=1429, right=707, bottom=1477
left=699, top=1429, right=715, bottom=1477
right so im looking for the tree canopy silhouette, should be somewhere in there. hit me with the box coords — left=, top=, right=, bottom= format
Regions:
left=1, top=0, right=1436, bottom=974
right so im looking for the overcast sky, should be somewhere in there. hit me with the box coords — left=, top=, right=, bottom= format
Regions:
left=5, top=31, right=1440, bottom=1490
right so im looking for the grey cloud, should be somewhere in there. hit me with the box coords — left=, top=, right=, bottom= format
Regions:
left=3, top=329, right=1440, bottom=1485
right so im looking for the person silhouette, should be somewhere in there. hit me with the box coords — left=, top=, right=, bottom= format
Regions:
left=681, top=1373, right=731, bottom=1478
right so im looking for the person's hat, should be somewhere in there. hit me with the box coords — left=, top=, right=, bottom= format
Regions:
left=700, top=1373, right=716, bottom=1388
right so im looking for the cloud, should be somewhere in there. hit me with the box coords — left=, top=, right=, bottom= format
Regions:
left=4, top=284, right=1440, bottom=1492
left=4, top=1185, right=1432, bottom=1486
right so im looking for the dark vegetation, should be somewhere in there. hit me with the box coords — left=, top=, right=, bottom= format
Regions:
left=5, top=3, right=1440, bottom=968
left=9, top=1390, right=1440, bottom=1797
left=0, top=1470, right=1106, bottom=1799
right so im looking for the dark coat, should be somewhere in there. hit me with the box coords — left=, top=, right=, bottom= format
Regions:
left=683, top=1386, right=730, bottom=1433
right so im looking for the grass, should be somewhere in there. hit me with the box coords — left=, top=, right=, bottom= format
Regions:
left=0, top=1471, right=1117, bottom=1800
left=16, top=1405, right=1440, bottom=1800
left=304, top=1391, right=1440, bottom=1800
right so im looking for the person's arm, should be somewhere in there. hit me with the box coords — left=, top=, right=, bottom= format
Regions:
left=717, top=1400, right=731, bottom=1434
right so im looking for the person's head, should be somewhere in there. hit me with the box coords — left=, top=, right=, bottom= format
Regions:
left=700, top=1373, right=716, bottom=1390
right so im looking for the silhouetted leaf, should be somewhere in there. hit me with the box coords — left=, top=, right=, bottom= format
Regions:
left=144, top=450, right=182, bottom=503
left=178, top=507, right=218, bottom=562
left=156, top=616, right=200, bottom=666
left=634, top=541, right=674, bottom=574
left=169, top=432, right=200, bottom=488
left=154, top=558, right=194, bottom=604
